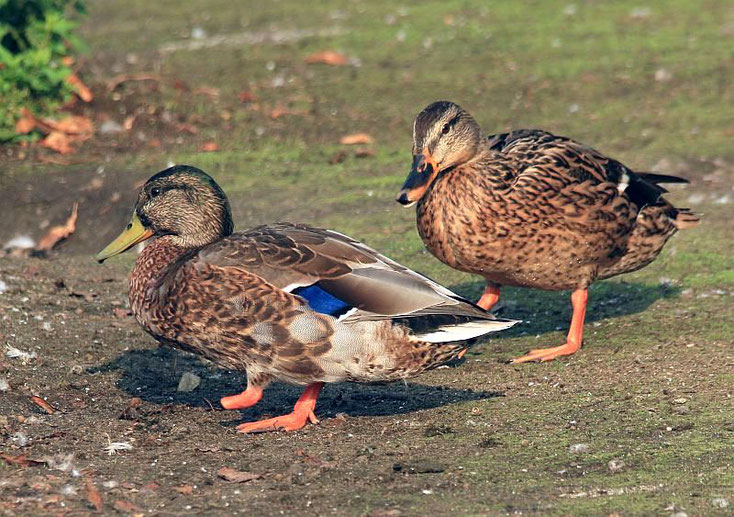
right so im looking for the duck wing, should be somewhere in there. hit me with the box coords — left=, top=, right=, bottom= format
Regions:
left=197, top=223, right=515, bottom=326
left=487, top=129, right=690, bottom=211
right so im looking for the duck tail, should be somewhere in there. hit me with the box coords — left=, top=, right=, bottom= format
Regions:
left=414, top=317, right=518, bottom=344
left=672, top=208, right=701, bottom=230
left=635, top=172, right=690, bottom=187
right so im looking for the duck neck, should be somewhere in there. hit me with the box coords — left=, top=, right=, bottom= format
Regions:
left=129, top=236, right=190, bottom=317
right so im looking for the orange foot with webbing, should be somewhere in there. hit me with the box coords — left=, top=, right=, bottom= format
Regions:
left=236, top=382, right=324, bottom=433
left=220, top=385, right=264, bottom=410
left=513, top=289, right=587, bottom=363
left=477, top=284, right=500, bottom=311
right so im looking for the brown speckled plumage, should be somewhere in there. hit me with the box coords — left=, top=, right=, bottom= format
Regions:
left=99, top=165, right=517, bottom=431
left=398, top=101, right=699, bottom=362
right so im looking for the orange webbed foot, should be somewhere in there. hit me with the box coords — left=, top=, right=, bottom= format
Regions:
left=512, top=342, right=580, bottom=363
left=513, top=288, right=588, bottom=364
left=236, top=410, right=319, bottom=433
left=236, top=382, right=323, bottom=434
left=220, top=385, right=263, bottom=410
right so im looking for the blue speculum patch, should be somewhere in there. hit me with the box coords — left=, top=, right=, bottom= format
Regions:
left=293, top=284, right=352, bottom=317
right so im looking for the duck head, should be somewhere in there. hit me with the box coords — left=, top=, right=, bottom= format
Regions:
left=96, top=165, right=233, bottom=262
left=396, top=101, right=481, bottom=207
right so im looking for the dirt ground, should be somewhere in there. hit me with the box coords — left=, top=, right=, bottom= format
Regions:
left=1, top=169, right=732, bottom=517
left=2, top=1, right=734, bottom=515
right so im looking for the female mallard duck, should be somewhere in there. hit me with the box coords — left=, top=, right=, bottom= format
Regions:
left=97, top=165, right=516, bottom=433
left=397, top=101, right=699, bottom=363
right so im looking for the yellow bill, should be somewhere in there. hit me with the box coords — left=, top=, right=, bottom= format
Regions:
left=96, top=213, right=153, bottom=263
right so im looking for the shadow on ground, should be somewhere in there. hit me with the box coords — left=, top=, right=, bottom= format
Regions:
left=451, top=279, right=679, bottom=337
left=91, top=347, right=500, bottom=422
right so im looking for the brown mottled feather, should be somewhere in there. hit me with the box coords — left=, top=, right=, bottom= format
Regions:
left=118, top=167, right=516, bottom=394
left=412, top=114, right=699, bottom=291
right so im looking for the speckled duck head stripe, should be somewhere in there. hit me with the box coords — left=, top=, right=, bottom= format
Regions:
left=135, top=165, right=234, bottom=249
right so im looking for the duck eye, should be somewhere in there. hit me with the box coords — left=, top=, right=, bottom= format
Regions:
left=441, top=123, right=451, bottom=135
left=150, top=187, right=160, bottom=198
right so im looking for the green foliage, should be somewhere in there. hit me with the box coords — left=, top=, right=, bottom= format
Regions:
left=0, top=0, right=86, bottom=141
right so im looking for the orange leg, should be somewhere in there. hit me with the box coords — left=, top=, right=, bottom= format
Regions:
left=220, top=385, right=264, bottom=410
left=236, top=382, right=324, bottom=433
left=477, top=284, right=501, bottom=311
left=513, top=288, right=588, bottom=363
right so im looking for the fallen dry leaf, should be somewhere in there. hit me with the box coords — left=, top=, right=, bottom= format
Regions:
left=40, top=131, right=74, bottom=154
left=306, top=50, right=348, bottom=66
left=354, top=147, right=376, bottom=158
left=37, top=155, right=71, bottom=166
left=200, top=142, right=219, bottom=152
left=340, top=133, right=374, bottom=145
left=270, top=106, right=289, bottom=119
left=86, top=479, right=103, bottom=512
left=66, top=73, right=93, bottom=102
left=0, top=453, right=46, bottom=467
left=114, top=500, right=142, bottom=513
left=329, top=150, right=348, bottom=164
left=118, top=397, right=143, bottom=422
left=36, top=202, right=78, bottom=251
left=43, top=115, right=93, bottom=135
left=15, top=110, right=36, bottom=134
left=122, top=115, right=136, bottom=131
left=237, top=90, right=257, bottom=103
left=217, top=467, right=262, bottom=483
left=193, top=86, right=220, bottom=99
left=174, top=485, right=193, bottom=495
left=175, top=122, right=199, bottom=135
left=112, top=308, right=132, bottom=318
left=107, top=73, right=162, bottom=92
left=30, top=395, right=56, bottom=415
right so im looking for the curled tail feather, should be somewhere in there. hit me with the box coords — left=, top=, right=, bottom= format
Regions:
left=673, top=208, right=701, bottom=230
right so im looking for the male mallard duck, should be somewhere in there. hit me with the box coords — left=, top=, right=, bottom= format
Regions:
left=97, top=165, right=517, bottom=432
left=397, top=101, right=699, bottom=363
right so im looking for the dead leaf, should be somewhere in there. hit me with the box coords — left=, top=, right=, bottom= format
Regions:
left=36, top=202, right=78, bottom=251
left=122, top=115, right=136, bottom=131
left=41, top=131, right=74, bottom=154
left=30, top=395, right=56, bottom=414
left=175, top=122, right=199, bottom=135
left=107, top=73, right=162, bottom=92
left=66, top=73, right=93, bottom=102
left=340, top=133, right=374, bottom=145
left=174, top=485, right=193, bottom=495
left=37, top=155, right=71, bottom=166
left=42, top=115, right=93, bottom=135
left=270, top=106, right=289, bottom=119
left=193, top=86, right=220, bottom=99
left=0, top=453, right=46, bottom=467
left=354, top=147, right=376, bottom=158
left=329, top=150, right=348, bottom=164
left=200, top=142, right=219, bottom=152
left=237, top=90, right=257, bottom=103
left=119, top=396, right=143, bottom=420
left=112, top=308, right=132, bottom=318
left=114, top=500, right=142, bottom=513
left=86, top=479, right=103, bottom=512
left=15, top=110, right=36, bottom=134
left=217, top=467, right=262, bottom=483
left=306, top=50, right=348, bottom=66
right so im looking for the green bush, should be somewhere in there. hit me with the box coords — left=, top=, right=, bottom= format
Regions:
left=0, top=0, right=87, bottom=141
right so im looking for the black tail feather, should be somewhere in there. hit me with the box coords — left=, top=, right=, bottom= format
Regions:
left=626, top=171, right=690, bottom=209
left=636, top=172, right=690, bottom=185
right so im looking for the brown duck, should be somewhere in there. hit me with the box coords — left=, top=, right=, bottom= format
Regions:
left=397, top=101, right=699, bottom=363
left=97, top=165, right=516, bottom=432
